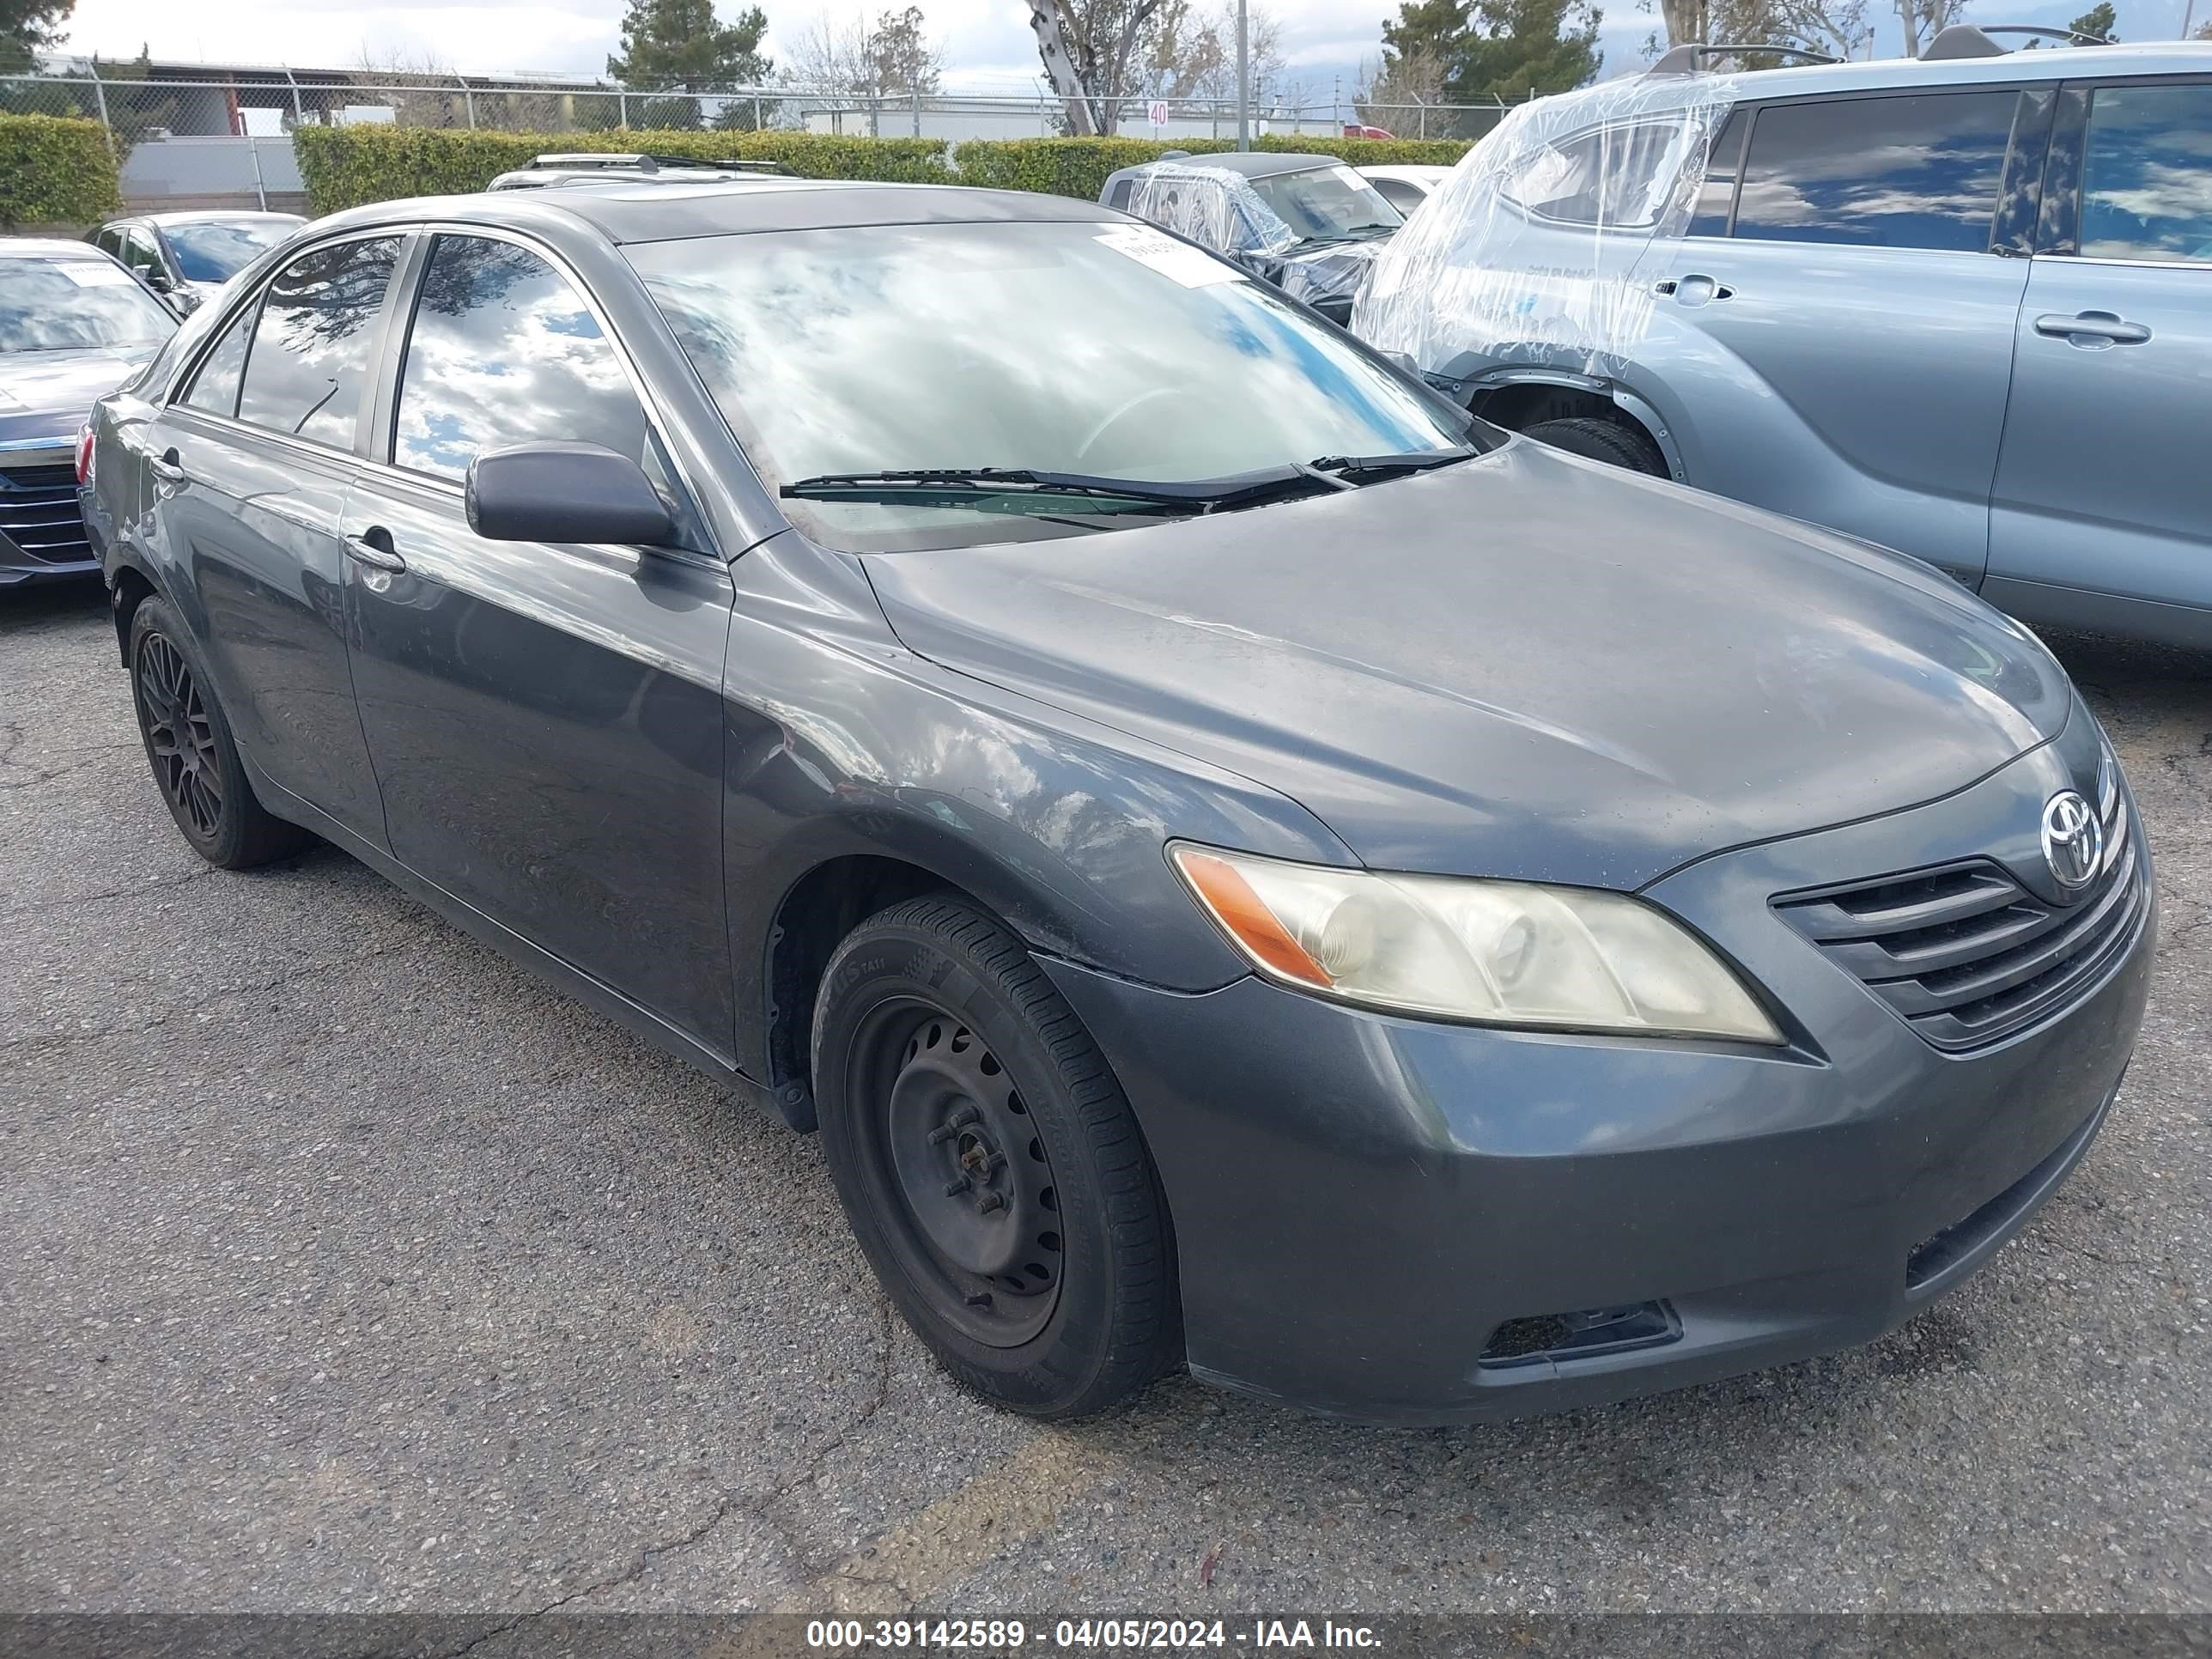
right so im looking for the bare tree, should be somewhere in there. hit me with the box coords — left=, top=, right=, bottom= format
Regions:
left=1646, top=0, right=1875, bottom=58
left=352, top=45, right=471, bottom=129
left=1353, top=43, right=1448, bottom=127
left=787, top=6, right=944, bottom=94
left=1896, top=0, right=1967, bottom=56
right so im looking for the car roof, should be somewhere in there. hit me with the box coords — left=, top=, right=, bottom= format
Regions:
left=143, top=210, right=307, bottom=227
left=1639, top=38, right=2212, bottom=104
left=312, top=178, right=1123, bottom=246
left=1146, top=150, right=1343, bottom=179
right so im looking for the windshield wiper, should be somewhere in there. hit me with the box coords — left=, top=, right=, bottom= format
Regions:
left=1307, top=447, right=1477, bottom=483
left=780, top=465, right=1344, bottom=513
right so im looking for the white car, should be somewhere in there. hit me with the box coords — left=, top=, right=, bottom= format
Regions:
left=1354, top=164, right=1455, bottom=216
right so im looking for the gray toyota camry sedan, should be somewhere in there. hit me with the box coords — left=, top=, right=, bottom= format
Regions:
left=81, top=179, right=2153, bottom=1425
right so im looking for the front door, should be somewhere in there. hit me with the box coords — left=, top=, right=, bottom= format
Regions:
left=1987, top=77, right=2212, bottom=637
left=1639, top=87, right=2038, bottom=585
left=144, top=233, right=405, bottom=845
left=339, top=231, right=738, bottom=1059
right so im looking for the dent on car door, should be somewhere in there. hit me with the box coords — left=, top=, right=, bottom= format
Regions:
left=1986, top=79, right=2212, bottom=641
left=1638, top=88, right=2042, bottom=585
left=341, top=230, right=738, bottom=1061
left=145, top=234, right=404, bottom=846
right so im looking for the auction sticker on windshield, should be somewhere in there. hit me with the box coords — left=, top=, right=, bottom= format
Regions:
left=1095, top=224, right=1243, bottom=288
left=58, top=262, right=137, bottom=288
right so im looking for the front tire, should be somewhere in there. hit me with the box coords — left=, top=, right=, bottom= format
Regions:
left=1522, top=416, right=1668, bottom=476
left=127, top=595, right=308, bottom=869
left=812, top=896, right=1182, bottom=1417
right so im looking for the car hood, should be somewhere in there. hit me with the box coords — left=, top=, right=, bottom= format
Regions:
left=0, top=348, right=157, bottom=444
left=860, top=441, right=2073, bottom=889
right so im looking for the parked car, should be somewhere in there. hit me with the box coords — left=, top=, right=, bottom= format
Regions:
left=1356, top=30, right=2212, bottom=647
left=1356, top=162, right=1455, bottom=216
left=83, top=178, right=2150, bottom=1425
left=91, top=212, right=306, bottom=317
left=489, top=152, right=801, bottom=190
left=1098, top=151, right=1404, bottom=323
left=1, top=239, right=176, bottom=589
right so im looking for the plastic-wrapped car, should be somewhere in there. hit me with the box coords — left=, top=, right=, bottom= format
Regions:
left=1354, top=30, right=2212, bottom=648
left=1098, top=152, right=1402, bottom=324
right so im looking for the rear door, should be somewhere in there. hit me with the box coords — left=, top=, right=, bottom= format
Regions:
left=1985, top=76, right=2212, bottom=639
left=1638, top=86, right=2046, bottom=585
left=144, top=231, right=405, bottom=845
left=339, top=229, right=738, bottom=1060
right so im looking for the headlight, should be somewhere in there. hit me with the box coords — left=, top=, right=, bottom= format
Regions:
left=1170, top=844, right=1783, bottom=1043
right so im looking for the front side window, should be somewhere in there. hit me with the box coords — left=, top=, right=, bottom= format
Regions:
left=122, top=229, right=164, bottom=275
left=392, top=234, right=647, bottom=481
left=2077, top=83, right=2212, bottom=264
left=0, top=257, right=176, bottom=351
left=629, top=219, right=1471, bottom=552
left=235, top=236, right=401, bottom=449
left=1733, top=91, right=2021, bottom=252
left=1504, top=121, right=1692, bottom=229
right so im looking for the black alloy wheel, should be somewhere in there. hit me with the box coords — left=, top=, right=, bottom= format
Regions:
left=126, top=595, right=309, bottom=869
left=813, top=896, right=1182, bottom=1417
left=133, top=629, right=223, bottom=843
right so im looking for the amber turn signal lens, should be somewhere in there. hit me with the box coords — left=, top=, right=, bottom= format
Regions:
left=1172, top=848, right=1334, bottom=988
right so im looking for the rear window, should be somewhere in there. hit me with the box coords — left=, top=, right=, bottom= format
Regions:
left=1732, top=91, right=2021, bottom=252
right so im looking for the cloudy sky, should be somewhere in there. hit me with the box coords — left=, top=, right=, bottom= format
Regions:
left=56, top=0, right=2208, bottom=105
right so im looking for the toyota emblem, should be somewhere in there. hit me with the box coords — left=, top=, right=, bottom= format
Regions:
left=2040, top=791, right=2103, bottom=894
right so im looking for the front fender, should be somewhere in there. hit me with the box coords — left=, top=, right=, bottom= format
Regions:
left=719, top=534, right=1352, bottom=1086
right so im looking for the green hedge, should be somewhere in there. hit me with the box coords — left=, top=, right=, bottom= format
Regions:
left=294, top=125, right=952, bottom=215
left=0, top=113, right=119, bottom=228
left=949, top=133, right=1473, bottom=203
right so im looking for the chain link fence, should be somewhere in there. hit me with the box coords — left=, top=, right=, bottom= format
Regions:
left=1, top=70, right=1514, bottom=146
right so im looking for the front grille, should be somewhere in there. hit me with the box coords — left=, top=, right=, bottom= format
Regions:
left=1775, top=776, right=2143, bottom=1053
left=0, top=461, right=92, bottom=567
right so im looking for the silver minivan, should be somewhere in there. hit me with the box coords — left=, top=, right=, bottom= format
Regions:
left=1357, top=31, right=2212, bottom=647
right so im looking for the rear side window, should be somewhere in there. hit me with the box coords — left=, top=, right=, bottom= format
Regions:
left=2077, top=83, right=2212, bottom=264
left=236, top=236, right=402, bottom=450
left=183, top=307, right=256, bottom=416
left=1733, top=91, right=2021, bottom=252
left=1106, top=178, right=1133, bottom=210
left=392, top=234, right=648, bottom=482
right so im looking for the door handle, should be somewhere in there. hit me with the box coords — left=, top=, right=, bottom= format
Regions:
left=343, top=526, right=406, bottom=574
left=1656, top=275, right=1734, bottom=305
left=2033, top=311, right=2151, bottom=346
left=149, top=449, right=187, bottom=486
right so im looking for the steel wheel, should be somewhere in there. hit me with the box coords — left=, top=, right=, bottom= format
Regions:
left=856, top=999, right=1065, bottom=1347
left=133, top=629, right=223, bottom=842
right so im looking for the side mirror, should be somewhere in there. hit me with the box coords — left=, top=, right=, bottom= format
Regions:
left=1382, top=349, right=1420, bottom=377
left=143, top=268, right=175, bottom=291
left=465, top=441, right=674, bottom=547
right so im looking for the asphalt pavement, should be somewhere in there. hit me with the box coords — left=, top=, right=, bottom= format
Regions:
left=3, top=580, right=2209, bottom=1623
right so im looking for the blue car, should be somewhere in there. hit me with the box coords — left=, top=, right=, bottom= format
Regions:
left=1358, top=30, right=2212, bottom=648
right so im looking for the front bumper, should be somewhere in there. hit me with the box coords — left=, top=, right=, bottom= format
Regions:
left=1044, top=726, right=2154, bottom=1425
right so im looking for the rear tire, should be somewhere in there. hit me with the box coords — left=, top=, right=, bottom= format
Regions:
left=127, top=595, right=309, bottom=870
left=812, top=896, right=1182, bottom=1418
left=1522, top=416, right=1668, bottom=476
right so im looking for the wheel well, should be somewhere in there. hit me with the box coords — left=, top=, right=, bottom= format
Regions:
left=109, top=566, right=156, bottom=666
left=764, top=854, right=982, bottom=1130
left=1475, top=382, right=1652, bottom=444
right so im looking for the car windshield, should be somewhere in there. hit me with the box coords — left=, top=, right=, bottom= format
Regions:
left=629, top=219, right=1471, bottom=551
left=163, top=218, right=298, bottom=283
left=0, top=258, right=177, bottom=351
left=1246, top=167, right=1403, bottom=241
